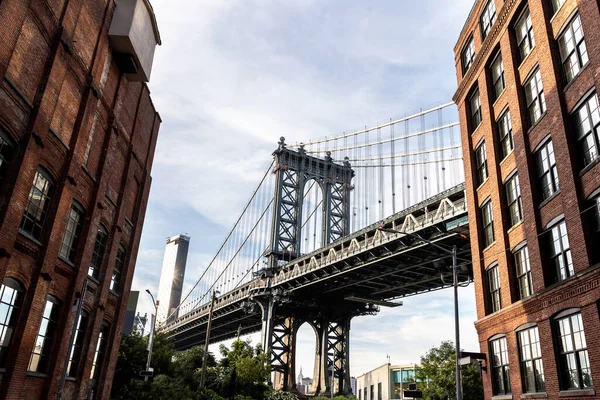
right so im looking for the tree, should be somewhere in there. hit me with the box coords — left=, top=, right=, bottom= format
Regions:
left=416, top=340, right=483, bottom=400
left=217, top=339, right=270, bottom=399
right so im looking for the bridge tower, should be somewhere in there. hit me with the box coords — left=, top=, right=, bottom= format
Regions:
left=255, top=138, right=356, bottom=396
left=266, top=137, right=354, bottom=270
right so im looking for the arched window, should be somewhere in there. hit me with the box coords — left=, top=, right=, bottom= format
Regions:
left=90, top=322, right=110, bottom=381
left=67, top=309, right=89, bottom=377
left=515, top=323, right=545, bottom=393
left=0, top=278, right=25, bottom=367
left=0, top=129, right=14, bottom=186
left=554, top=309, right=592, bottom=390
left=59, top=200, right=86, bottom=264
left=20, top=167, right=55, bottom=240
left=29, top=295, right=61, bottom=373
left=88, top=224, right=109, bottom=279
left=489, top=334, right=511, bottom=395
left=110, top=244, right=127, bottom=292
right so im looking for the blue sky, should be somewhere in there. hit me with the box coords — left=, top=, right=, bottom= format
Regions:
left=132, top=0, right=478, bottom=377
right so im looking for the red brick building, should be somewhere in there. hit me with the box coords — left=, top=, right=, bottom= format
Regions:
left=0, top=0, right=161, bottom=399
left=454, top=0, right=600, bottom=398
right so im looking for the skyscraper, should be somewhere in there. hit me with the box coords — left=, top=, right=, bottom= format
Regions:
left=157, top=234, right=191, bottom=325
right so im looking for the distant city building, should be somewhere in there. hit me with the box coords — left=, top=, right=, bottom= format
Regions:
left=351, top=376, right=357, bottom=396
left=356, top=363, right=423, bottom=400
left=157, top=234, right=191, bottom=325
left=296, top=367, right=313, bottom=395
left=122, top=291, right=140, bottom=335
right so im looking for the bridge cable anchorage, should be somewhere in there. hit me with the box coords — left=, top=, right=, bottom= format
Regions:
left=165, top=160, right=275, bottom=322
left=303, top=122, right=460, bottom=154
left=289, top=101, right=456, bottom=147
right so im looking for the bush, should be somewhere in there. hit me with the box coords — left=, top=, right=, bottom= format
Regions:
left=265, top=390, right=299, bottom=400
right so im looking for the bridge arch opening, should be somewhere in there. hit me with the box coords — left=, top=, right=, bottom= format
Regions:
left=300, top=179, right=324, bottom=255
left=295, top=322, right=318, bottom=395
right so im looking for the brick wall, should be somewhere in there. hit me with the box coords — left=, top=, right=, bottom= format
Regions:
left=454, top=0, right=600, bottom=398
left=0, top=0, right=161, bottom=399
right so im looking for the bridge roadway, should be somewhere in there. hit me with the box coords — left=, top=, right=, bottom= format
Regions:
left=161, top=183, right=471, bottom=351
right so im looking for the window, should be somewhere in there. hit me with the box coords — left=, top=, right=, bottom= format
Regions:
left=515, top=7, right=535, bottom=61
left=572, top=92, right=600, bottom=168
left=475, top=141, right=488, bottom=186
left=551, top=0, right=566, bottom=14
left=490, top=53, right=505, bottom=100
left=514, top=246, right=533, bottom=299
left=535, top=140, right=559, bottom=201
left=0, top=130, right=14, bottom=186
left=469, top=89, right=482, bottom=131
left=587, top=194, right=600, bottom=264
left=20, top=168, right=54, bottom=240
left=29, top=296, right=60, bottom=373
left=482, top=200, right=495, bottom=247
left=110, top=244, right=127, bottom=292
left=548, top=220, right=573, bottom=283
left=487, top=264, right=501, bottom=313
left=498, top=109, right=514, bottom=159
left=67, top=311, right=88, bottom=377
left=524, top=69, right=546, bottom=126
left=462, top=37, right=475, bottom=74
left=364, top=387, right=367, bottom=400
left=88, top=226, right=109, bottom=279
left=59, top=201, right=85, bottom=264
left=480, top=0, right=497, bottom=40
left=490, top=336, right=511, bottom=395
left=377, top=382, right=382, bottom=400
left=506, top=174, right=523, bottom=226
left=90, top=323, right=109, bottom=380
left=518, top=326, right=545, bottom=393
left=370, top=384, right=374, bottom=400
left=555, top=312, right=592, bottom=390
left=558, top=14, right=588, bottom=83
left=0, top=278, right=25, bottom=367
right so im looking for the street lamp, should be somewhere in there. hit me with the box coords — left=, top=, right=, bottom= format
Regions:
left=200, top=290, right=219, bottom=389
left=379, top=227, right=465, bottom=400
left=145, top=289, right=159, bottom=382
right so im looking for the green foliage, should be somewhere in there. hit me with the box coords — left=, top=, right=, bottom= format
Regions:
left=312, top=396, right=356, bottom=400
left=416, top=340, right=483, bottom=400
left=265, top=390, right=299, bottom=400
left=111, top=335, right=272, bottom=400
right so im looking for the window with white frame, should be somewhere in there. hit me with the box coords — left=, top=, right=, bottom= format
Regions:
left=490, top=336, right=511, bottom=395
left=555, top=311, right=592, bottom=390
left=482, top=200, right=495, bottom=247
left=487, top=264, right=501, bottom=313
left=524, top=69, right=547, bottom=126
left=515, top=7, right=535, bottom=61
left=497, top=109, right=514, bottom=159
left=514, top=245, right=533, bottom=299
left=28, top=296, right=60, bottom=373
left=506, top=174, right=523, bottom=227
left=559, top=13, right=588, bottom=84
left=572, top=92, right=600, bottom=168
left=0, top=278, right=24, bottom=368
left=469, top=88, right=482, bottom=131
left=480, top=0, right=497, bottom=40
left=20, top=168, right=54, bottom=240
left=518, top=325, right=545, bottom=393
left=462, top=37, right=476, bottom=74
left=535, top=140, right=559, bottom=201
left=548, top=220, right=573, bottom=283
left=551, top=0, right=566, bottom=14
left=475, top=140, right=488, bottom=186
left=491, top=52, right=505, bottom=100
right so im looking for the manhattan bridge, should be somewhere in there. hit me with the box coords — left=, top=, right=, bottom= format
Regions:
left=159, top=102, right=471, bottom=395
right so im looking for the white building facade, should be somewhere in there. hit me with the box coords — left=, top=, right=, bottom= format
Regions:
left=356, top=363, right=422, bottom=400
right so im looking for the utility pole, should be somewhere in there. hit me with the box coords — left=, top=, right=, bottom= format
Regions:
left=200, top=290, right=217, bottom=388
left=145, top=289, right=159, bottom=382
left=57, top=279, right=88, bottom=400
left=379, top=227, right=464, bottom=400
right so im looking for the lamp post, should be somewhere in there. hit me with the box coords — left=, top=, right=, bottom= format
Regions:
left=145, top=289, right=159, bottom=382
left=379, top=227, right=464, bottom=400
left=200, top=290, right=219, bottom=388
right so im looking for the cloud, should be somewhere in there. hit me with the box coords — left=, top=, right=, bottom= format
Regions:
left=132, top=0, right=480, bottom=377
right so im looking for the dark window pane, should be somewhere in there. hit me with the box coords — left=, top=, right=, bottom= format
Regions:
left=28, top=297, right=60, bottom=373
left=20, top=169, right=54, bottom=240
left=88, top=227, right=109, bottom=279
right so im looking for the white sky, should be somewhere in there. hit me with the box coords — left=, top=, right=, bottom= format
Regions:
left=132, top=0, right=479, bottom=378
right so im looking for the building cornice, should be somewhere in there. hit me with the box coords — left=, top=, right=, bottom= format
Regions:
left=453, top=0, right=521, bottom=103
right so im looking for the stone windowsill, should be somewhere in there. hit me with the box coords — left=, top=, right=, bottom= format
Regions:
left=492, top=395, right=513, bottom=400
left=521, top=392, right=547, bottom=399
left=558, top=389, right=595, bottom=397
